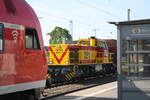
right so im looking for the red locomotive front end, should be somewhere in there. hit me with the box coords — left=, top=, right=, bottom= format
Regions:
left=0, top=0, right=47, bottom=99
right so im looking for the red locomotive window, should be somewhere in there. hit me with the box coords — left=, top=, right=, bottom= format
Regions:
left=0, top=23, right=4, bottom=53
left=25, top=28, right=40, bottom=49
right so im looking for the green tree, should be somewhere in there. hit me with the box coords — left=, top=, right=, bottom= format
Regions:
left=47, top=27, right=72, bottom=44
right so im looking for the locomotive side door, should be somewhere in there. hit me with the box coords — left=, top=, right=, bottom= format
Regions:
left=23, top=28, right=45, bottom=82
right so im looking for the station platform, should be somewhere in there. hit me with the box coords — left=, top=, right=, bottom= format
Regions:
left=49, top=81, right=117, bottom=100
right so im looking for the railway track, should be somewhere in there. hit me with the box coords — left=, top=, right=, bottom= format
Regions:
left=40, top=74, right=117, bottom=100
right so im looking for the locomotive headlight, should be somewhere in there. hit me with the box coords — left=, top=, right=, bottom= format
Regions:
left=49, top=61, right=52, bottom=64
left=66, top=61, right=69, bottom=64
left=49, top=59, right=53, bottom=64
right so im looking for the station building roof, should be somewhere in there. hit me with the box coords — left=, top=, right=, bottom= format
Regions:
left=109, top=19, right=150, bottom=25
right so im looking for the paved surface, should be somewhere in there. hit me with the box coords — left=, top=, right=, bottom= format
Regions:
left=48, top=81, right=117, bottom=100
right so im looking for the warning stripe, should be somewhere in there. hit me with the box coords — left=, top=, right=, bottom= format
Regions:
left=65, top=72, right=75, bottom=80
left=68, top=73, right=72, bottom=80
left=65, top=74, right=71, bottom=80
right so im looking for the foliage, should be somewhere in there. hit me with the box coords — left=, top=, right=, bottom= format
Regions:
left=47, top=27, right=72, bottom=44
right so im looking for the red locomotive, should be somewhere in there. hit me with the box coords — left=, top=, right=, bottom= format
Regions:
left=0, top=0, right=47, bottom=100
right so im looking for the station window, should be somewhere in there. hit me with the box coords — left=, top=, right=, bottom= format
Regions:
left=25, top=28, right=40, bottom=49
left=0, top=23, right=4, bottom=53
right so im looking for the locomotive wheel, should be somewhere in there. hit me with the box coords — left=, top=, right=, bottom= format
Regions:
left=46, top=72, right=52, bottom=87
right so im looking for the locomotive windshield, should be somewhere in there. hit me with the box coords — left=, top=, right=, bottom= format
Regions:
left=25, top=28, right=40, bottom=49
left=97, top=41, right=107, bottom=48
left=0, top=24, right=3, bottom=52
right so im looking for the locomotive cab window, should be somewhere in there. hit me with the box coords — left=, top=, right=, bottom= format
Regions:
left=98, top=41, right=106, bottom=48
left=0, top=23, right=4, bottom=53
left=79, top=41, right=90, bottom=46
left=25, top=28, right=40, bottom=49
left=70, top=49, right=78, bottom=63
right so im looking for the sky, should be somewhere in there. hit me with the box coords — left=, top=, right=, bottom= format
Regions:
left=26, top=0, right=150, bottom=46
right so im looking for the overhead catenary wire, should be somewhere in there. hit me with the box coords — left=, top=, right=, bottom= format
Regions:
left=36, top=8, right=95, bottom=30
left=37, top=10, right=71, bottom=21
left=29, top=1, right=117, bottom=39
left=30, top=1, right=114, bottom=29
left=74, top=0, right=121, bottom=19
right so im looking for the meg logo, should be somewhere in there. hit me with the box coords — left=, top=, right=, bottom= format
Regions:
left=12, top=30, right=19, bottom=43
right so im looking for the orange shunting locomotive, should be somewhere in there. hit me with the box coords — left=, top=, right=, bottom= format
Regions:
left=45, top=37, right=116, bottom=84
